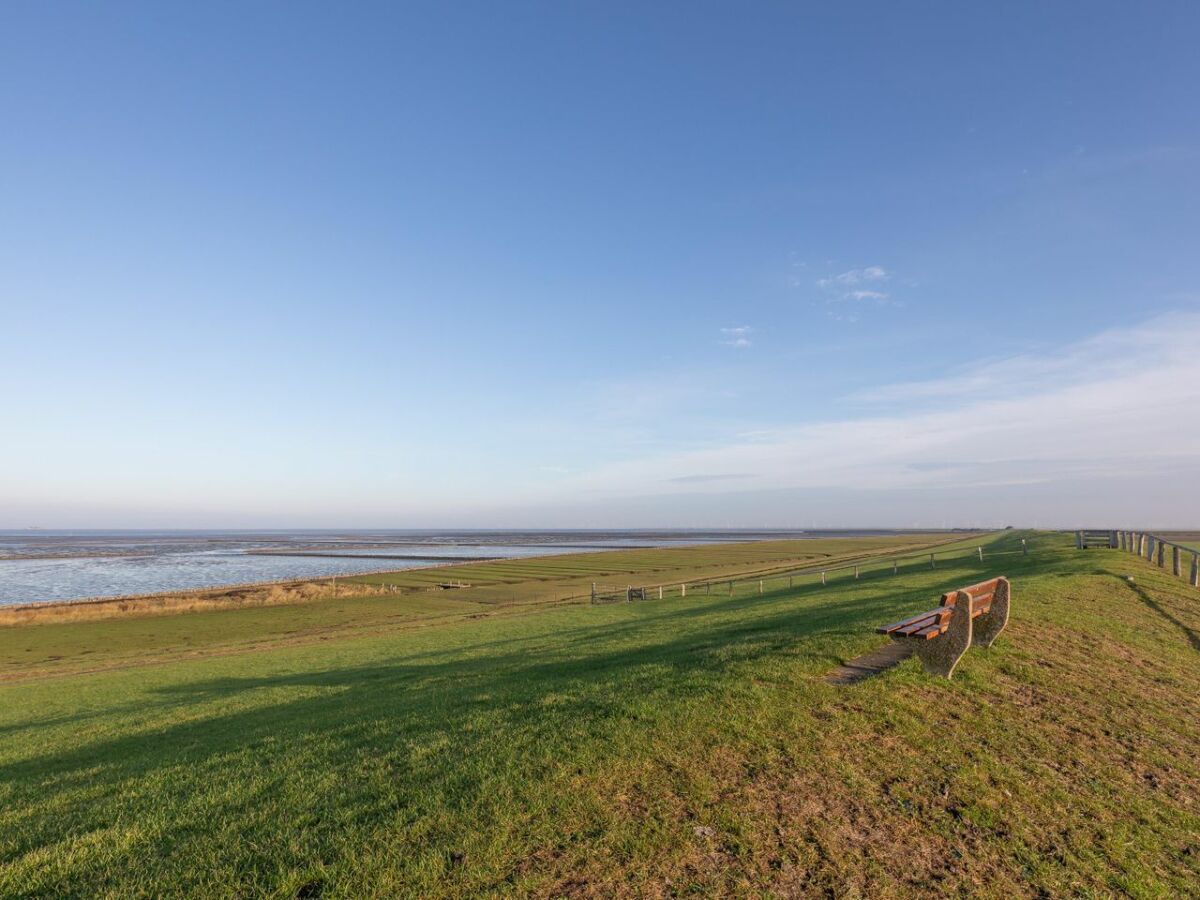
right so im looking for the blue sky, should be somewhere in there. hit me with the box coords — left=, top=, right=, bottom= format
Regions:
left=3, top=2, right=1199, bottom=528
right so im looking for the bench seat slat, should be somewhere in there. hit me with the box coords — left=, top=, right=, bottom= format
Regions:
left=876, top=607, right=947, bottom=635
left=879, top=600, right=995, bottom=636
left=902, top=618, right=946, bottom=637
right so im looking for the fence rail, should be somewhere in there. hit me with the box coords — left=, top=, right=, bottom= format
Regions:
left=592, top=535, right=1028, bottom=605
left=1105, top=529, right=1200, bottom=587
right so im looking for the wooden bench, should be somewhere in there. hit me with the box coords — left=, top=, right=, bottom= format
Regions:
left=875, top=577, right=1011, bottom=678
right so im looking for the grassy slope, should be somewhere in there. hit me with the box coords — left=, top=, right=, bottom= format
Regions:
left=0, top=534, right=967, bottom=679
left=348, top=534, right=978, bottom=599
left=1, top=531, right=1198, bottom=897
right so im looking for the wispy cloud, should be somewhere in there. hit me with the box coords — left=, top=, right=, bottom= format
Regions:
left=817, top=265, right=889, bottom=288
left=665, top=473, right=754, bottom=483
left=720, top=325, right=753, bottom=348
left=848, top=316, right=1192, bottom=405
left=812, top=265, right=898, bottom=318
left=844, top=289, right=890, bottom=302
left=553, top=312, right=1200, bottom=501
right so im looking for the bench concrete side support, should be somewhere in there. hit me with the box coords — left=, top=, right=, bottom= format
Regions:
left=972, top=577, right=1010, bottom=649
left=912, top=592, right=973, bottom=679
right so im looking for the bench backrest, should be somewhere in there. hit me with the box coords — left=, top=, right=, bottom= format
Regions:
left=940, top=577, right=1001, bottom=608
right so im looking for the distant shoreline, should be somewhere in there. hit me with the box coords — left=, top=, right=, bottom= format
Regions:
left=246, top=550, right=503, bottom=562
left=0, top=529, right=987, bottom=610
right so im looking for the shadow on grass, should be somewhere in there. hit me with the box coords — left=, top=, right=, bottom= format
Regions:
left=0, top=537, right=1073, bottom=885
left=1118, top=576, right=1200, bottom=653
left=0, top=555, right=1023, bottom=787
left=2, top=536, right=1054, bottom=803
left=2, top=535, right=1051, bottom=753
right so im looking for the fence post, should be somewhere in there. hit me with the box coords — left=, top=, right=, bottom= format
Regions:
left=1144, top=535, right=1153, bottom=560
left=1157, top=541, right=1166, bottom=568
left=821, top=571, right=826, bottom=585
left=658, top=586, right=663, bottom=600
left=728, top=581, right=733, bottom=596
left=930, top=553, right=935, bottom=569
left=789, top=576, right=793, bottom=588
left=892, top=560, right=898, bottom=575
left=1076, top=530, right=1083, bottom=549
left=977, top=546, right=983, bottom=561
left=1172, top=546, right=1181, bottom=577
left=706, top=582, right=710, bottom=595
left=1022, top=538, right=1028, bottom=556
left=1192, top=553, right=1199, bottom=588
left=626, top=586, right=631, bottom=603
left=681, top=583, right=686, bottom=598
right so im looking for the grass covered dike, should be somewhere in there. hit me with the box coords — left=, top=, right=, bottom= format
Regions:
left=1, top=531, right=1198, bottom=897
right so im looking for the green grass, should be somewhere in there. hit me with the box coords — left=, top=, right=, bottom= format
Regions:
left=1, top=531, right=1198, bottom=897
left=346, top=534, right=974, bottom=589
left=0, top=533, right=968, bottom=678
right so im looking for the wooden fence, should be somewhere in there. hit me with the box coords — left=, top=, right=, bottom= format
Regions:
left=592, top=536, right=1028, bottom=605
left=1110, top=530, right=1200, bottom=587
